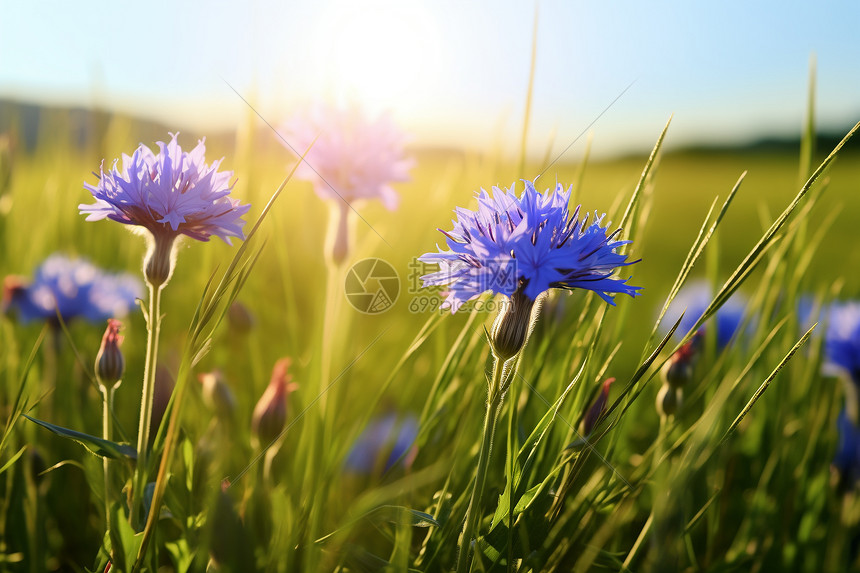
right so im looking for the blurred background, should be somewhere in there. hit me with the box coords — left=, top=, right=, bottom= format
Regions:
left=1, top=0, right=859, bottom=157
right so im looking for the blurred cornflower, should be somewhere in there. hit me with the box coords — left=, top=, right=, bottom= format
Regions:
left=824, top=301, right=860, bottom=383
left=419, top=180, right=641, bottom=313
left=2, top=254, right=142, bottom=325
left=654, top=280, right=749, bottom=420
left=833, top=408, right=860, bottom=492
left=282, top=104, right=412, bottom=210
left=345, top=413, right=419, bottom=474
left=661, top=281, right=748, bottom=349
left=282, top=104, right=412, bottom=263
left=79, top=133, right=250, bottom=286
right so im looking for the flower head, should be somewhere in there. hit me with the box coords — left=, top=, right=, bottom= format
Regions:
left=661, top=281, right=748, bottom=348
left=282, top=104, right=413, bottom=210
left=80, top=133, right=250, bottom=245
left=345, top=413, right=419, bottom=474
left=419, top=180, right=641, bottom=312
left=2, top=254, right=142, bottom=324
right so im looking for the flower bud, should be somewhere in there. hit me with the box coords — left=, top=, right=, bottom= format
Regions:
left=661, top=333, right=701, bottom=389
left=144, top=235, right=177, bottom=288
left=1, top=275, right=26, bottom=316
left=491, top=289, right=538, bottom=361
left=95, top=319, right=125, bottom=389
left=580, top=378, right=615, bottom=436
left=198, top=370, right=236, bottom=420
left=656, top=384, right=682, bottom=419
left=251, top=358, right=297, bottom=449
left=662, top=357, right=693, bottom=389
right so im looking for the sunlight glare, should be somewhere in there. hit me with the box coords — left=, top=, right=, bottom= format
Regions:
left=319, top=0, right=440, bottom=114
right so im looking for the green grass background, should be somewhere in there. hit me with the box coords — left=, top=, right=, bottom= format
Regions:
left=1, top=105, right=860, bottom=571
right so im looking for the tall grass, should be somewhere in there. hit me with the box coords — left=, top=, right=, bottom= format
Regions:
left=0, top=76, right=859, bottom=572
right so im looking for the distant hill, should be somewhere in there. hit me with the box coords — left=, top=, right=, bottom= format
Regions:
left=0, top=97, right=856, bottom=158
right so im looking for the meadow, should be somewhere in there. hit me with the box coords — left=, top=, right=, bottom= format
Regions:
left=1, top=99, right=860, bottom=573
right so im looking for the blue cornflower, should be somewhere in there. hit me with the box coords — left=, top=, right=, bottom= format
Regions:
left=824, top=301, right=860, bottom=382
left=80, top=133, right=250, bottom=286
left=80, top=133, right=249, bottom=244
left=345, top=413, right=419, bottom=474
left=834, top=408, right=860, bottom=490
left=2, top=254, right=142, bottom=324
left=419, top=180, right=641, bottom=313
left=661, top=281, right=748, bottom=348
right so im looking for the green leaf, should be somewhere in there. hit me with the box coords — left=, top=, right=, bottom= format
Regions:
left=23, top=415, right=137, bottom=460
left=0, top=445, right=26, bottom=476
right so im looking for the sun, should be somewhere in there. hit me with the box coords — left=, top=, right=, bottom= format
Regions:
left=317, top=0, right=440, bottom=113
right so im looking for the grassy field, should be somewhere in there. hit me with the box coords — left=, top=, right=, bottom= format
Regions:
left=1, top=107, right=860, bottom=572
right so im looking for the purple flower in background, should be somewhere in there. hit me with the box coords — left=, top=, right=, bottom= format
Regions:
left=2, top=254, right=142, bottom=324
left=79, top=133, right=250, bottom=286
left=661, top=281, right=748, bottom=348
left=834, top=408, right=860, bottom=491
left=824, top=301, right=860, bottom=383
left=345, top=414, right=419, bottom=474
left=419, top=180, right=641, bottom=312
left=281, top=104, right=413, bottom=210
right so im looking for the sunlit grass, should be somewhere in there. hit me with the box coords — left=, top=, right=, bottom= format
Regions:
left=0, top=93, right=859, bottom=571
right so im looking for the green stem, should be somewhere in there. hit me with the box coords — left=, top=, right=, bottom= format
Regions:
left=102, top=386, right=114, bottom=527
left=131, top=282, right=163, bottom=529
left=304, top=260, right=342, bottom=571
left=456, top=358, right=504, bottom=573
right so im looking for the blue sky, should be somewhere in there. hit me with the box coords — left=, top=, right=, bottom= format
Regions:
left=1, top=0, right=858, bottom=157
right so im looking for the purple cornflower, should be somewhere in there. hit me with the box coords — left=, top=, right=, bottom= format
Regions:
left=79, top=133, right=250, bottom=286
left=419, top=180, right=641, bottom=313
left=824, top=301, right=860, bottom=383
left=281, top=104, right=413, bottom=210
left=345, top=413, right=419, bottom=474
left=661, top=281, right=748, bottom=349
left=2, top=254, right=142, bottom=325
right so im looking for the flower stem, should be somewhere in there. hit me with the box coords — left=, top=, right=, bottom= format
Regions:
left=456, top=358, right=504, bottom=573
left=101, top=386, right=114, bottom=526
left=131, top=282, right=163, bottom=529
